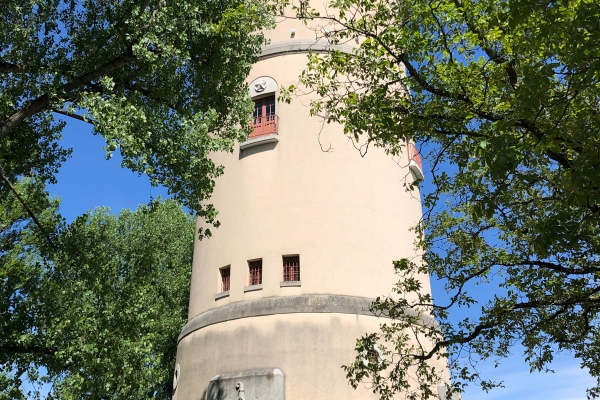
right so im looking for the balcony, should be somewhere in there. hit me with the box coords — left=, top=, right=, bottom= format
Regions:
left=240, top=115, right=279, bottom=151
left=250, top=115, right=278, bottom=139
left=407, top=141, right=424, bottom=182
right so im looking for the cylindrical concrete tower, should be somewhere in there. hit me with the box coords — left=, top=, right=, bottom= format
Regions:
left=173, top=5, right=439, bottom=400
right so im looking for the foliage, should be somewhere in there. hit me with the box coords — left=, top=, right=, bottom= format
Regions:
left=284, top=0, right=600, bottom=398
left=0, top=0, right=274, bottom=234
left=0, top=178, right=61, bottom=400
left=1, top=192, right=194, bottom=399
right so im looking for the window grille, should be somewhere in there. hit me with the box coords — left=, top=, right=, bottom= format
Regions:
left=248, top=260, right=262, bottom=286
left=283, top=256, right=300, bottom=281
left=220, top=267, right=230, bottom=292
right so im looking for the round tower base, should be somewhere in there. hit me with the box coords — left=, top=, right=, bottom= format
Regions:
left=175, top=311, right=386, bottom=400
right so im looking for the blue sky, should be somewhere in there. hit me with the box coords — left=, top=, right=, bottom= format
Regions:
left=48, top=117, right=169, bottom=222
left=459, top=351, right=594, bottom=400
left=48, top=118, right=595, bottom=400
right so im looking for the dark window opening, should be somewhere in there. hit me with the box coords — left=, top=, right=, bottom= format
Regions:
left=249, top=260, right=262, bottom=286
left=220, top=267, right=230, bottom=292
left=283, top=256, right=300, bottom=282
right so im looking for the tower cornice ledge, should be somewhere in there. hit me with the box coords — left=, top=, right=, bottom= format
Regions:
left=259, top=39, right=356, bottom=60
left=178, top=294, right=438, bottom=343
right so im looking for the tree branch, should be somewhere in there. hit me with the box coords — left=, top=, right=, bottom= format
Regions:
left=0, top=61, right=30, bottom=73
left=116, top=81, right=179, bottom=110
left=413, top=288, right=600, bottom=361
left=51, top=108, right=94, bottom=125
left=1, top=344, right=56, bottom=356
left=498, top=260, right=600, bottom=275
left=0, top=47, right=135, bottom=142
left=0, top=171, right=57, bottom=251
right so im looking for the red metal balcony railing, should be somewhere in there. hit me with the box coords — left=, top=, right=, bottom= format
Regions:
left=250, top=115, right=278, bottom=139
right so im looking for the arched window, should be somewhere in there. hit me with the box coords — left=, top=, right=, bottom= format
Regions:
left=244, top=76, right=279, bottom=145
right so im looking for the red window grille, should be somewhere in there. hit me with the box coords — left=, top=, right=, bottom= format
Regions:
left=248, top=260, right=262, bottom=286
left=283, top=256, right=300, bottom=281
left=251, top=96, right=278, bottom=139
left=220, top=267, right=230, bottom=292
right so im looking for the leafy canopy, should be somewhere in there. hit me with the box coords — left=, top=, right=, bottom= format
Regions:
left=285, top=0, right=600, bottom=398
left=1, top=193, right=195, bottom=399
left=0, top=0, right=273, bottom=235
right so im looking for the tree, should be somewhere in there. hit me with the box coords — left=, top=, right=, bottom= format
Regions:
left=1, top=194, right=195, bottom=399
left=0, top=178, right=62, bottom=399
left=0, top=0, right=273, bottom=234
left=283, top=0, right=600, bottom=398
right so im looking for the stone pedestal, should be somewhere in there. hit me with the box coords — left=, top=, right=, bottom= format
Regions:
left=204, top=369, right=284, bottom=400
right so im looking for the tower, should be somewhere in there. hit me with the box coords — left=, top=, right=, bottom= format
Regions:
left=173, top=5, right=440, bottom=399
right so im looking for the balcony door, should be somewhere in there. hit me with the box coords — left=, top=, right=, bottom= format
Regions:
left=251, top=95, right=277, bottom=138
left=253, top=96, right=276, bottom=123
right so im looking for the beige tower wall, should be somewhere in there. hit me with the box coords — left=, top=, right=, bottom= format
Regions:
left=187, top=54, right=429, bottom=319
left=175, top=4, right=441, bottom=399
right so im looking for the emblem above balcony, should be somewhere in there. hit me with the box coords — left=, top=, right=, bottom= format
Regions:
left=249, top=76, right=277, bottom=98
left=254, top=80, right=267, bottom=92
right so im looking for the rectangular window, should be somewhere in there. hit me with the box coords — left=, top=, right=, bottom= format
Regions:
left=220, top=267, right=230, bottom=292
left=283, top=256, right=300, bottom=281
left=248, top=260, right=262, bottom=286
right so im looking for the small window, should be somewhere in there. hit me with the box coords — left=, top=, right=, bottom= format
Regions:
left=220, top=267, right=230, bottom=292
left=283, top=256, right=300, bottom=281
left=248, top=259, right=262, bottom=286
